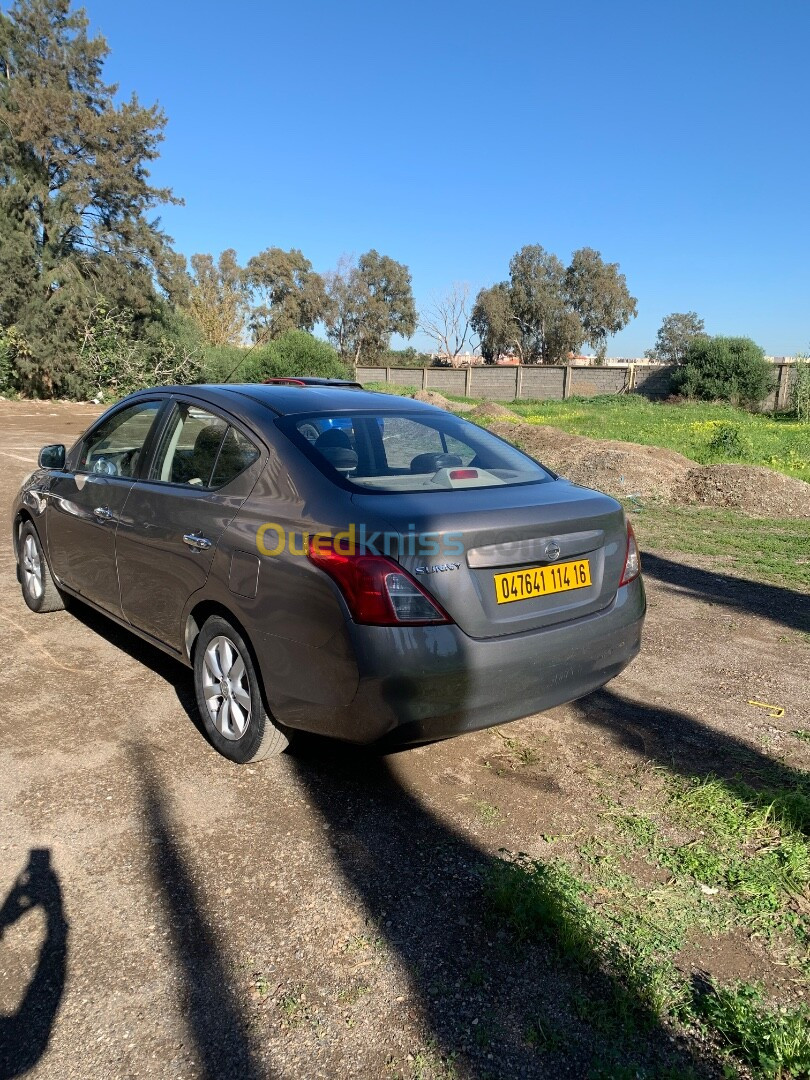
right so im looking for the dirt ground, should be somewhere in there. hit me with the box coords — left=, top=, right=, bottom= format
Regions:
left=1, top=401, right=808, bottom=1080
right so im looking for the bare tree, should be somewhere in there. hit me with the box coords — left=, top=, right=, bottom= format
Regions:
left=419, top=283, right=474, bottom=367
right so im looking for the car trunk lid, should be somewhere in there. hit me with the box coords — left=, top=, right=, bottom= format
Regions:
left=352, top=479, right=629, bottom=639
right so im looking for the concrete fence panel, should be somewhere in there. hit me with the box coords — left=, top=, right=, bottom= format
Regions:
left=568, top=368, right=627, bottom=396
left=468, top=367, right=520, bottom=400
left=518, top=366, right=566, bottom=400
left=425, top=368, right=469, bottom=394
left=355, top=362, right=798, bottom=409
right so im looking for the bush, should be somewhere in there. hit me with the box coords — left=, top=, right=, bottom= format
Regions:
left=75, top=303, right=204, bottom=400
left=202, top=331, right=350, bottom=384
left=792, top=354, right=810, bottom=421
left=673, top=336, right=775, bottom=408
left=706, top=423, right=745, bottom=458
left=0, top=334, right=14, bottom=393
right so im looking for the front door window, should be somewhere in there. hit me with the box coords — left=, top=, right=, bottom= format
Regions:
left=77, top=400, right=162, bottom=477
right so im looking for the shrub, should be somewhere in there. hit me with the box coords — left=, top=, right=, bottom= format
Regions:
left=198, top=345, right=246, bottom=383
left=673, top=336, right=775, bottom=408
left=204, top=331, right=350, bottom=384
left=75, top=303, right=203, bottom=400
left=706, top=423, right=745, bottom=458
left=792, top=354, right=810, bottom=422
left=0, top=334, right=14, bottom=393
left=0, top=326, right=31, bottom=395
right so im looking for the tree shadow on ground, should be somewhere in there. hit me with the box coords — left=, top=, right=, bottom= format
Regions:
left=288, top=736, right=708, bottom=1079
left=0, top=849, right=68, bottom=1080
left=641, top=553, right=810, bottom=634
left=571, top=688, right=809, bottom=834
left=132, top=747, right=268, bottom=1080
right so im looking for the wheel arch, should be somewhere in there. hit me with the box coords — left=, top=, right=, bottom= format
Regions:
left=185, top=599, right=274, bottom=719
left=12, top=508, right=35, bottom=559
left=185, top=600, right=254, bottom=665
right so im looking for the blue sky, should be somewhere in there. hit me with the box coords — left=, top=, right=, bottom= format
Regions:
left=85, top=0, right=809, bottom=356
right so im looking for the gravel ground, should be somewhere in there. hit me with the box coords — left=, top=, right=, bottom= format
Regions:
left=1, top=401, right=808, bottom=1079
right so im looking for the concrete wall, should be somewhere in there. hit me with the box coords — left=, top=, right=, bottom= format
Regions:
left=357, top=362, right=799, bottom=408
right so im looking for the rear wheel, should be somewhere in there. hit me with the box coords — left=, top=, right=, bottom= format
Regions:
left=19, top=522, right=65, bottom=614
left=193, top=616, right=289, bottom=762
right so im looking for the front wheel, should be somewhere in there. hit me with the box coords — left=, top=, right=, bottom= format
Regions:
left=19, top=522, right=65, bottom=614
left=193, top=616, right=290, bottom=763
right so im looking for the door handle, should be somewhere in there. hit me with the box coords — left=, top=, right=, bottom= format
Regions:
left=183, top=533, right=212, bottom=552
left=93, top=506, right=114, bottom=522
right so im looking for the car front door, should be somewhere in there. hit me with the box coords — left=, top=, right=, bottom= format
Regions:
left=46, top=399, right=165, bottom=614
left=114, top=399, right=264, bottom=650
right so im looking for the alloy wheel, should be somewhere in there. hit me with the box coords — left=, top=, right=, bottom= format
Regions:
left=201, top=635, right=252, bottom=741
left=22, top=535, right=43, bottom=601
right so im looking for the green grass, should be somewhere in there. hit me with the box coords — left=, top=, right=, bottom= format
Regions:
left=487, top=846, right=810, bottom=1077
left=628, top=505, right=810, bottom=590
left=506, top=397, right=810, bottom=484
left=694, top=983, right=810, bottom=1078
left=365, top=380, right=420, bottom=396
left=484, top=763, right=810, bottom=1077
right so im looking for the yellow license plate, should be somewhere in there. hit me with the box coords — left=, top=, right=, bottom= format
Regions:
left=494, top=559, right=592, bottom=605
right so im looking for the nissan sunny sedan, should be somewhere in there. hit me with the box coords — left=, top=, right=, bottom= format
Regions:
left=12, top=379, right=645, bottom=763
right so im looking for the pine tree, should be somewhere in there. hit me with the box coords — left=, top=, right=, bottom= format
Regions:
left=0, top=0, right=181, bottom=394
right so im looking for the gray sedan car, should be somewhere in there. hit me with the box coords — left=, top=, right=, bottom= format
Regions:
left=12, top=379, right=645, bottom=762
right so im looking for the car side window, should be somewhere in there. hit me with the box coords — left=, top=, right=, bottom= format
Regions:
left=211, top=427, right=260, bottom=488
left=77, top=400, right=162, bottom=477
left=151, top=403, right=228, bottom=487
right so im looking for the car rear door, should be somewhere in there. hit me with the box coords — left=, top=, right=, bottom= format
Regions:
left=114, top=399, right=264, bottom=649
left=45, top=399, right=165, bottom=615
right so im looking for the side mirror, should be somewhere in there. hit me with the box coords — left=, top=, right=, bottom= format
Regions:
left=38, top=444, right=66, bottom=470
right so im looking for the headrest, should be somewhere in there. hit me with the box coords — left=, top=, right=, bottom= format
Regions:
left=315, top=428, right=352, bottom=450
left=410, top=452, right=463, bottom=473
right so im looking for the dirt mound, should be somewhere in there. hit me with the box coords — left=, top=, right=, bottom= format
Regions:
left=413, top=389, right=452, bottom=409
left=488, top=423, right=693, bottom=500
left=487, top=423, right=810, bottom=517
left=677, top=465, right=810, bottom=518
left=466, top=400, right=522, bottom=421
left=412, top=389, right=475, bottom=412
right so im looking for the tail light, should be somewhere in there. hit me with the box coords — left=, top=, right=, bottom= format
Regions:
left=619, top=521, right=641, bottom=586
left=307, top=536, right=452, bottom=626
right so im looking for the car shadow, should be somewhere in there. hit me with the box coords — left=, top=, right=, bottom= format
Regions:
left=0, top=849, right=68, bottom=1080
left=641, top=552, right=810, bottom=634
left=131, top=746, right=270, bottom=1080
left=571, top=688, right=809, bottom=835
left=64, top=599, right=205, bottom=740
left=286, top=734, right=708, bottom=1077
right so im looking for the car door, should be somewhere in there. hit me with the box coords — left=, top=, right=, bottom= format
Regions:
left=115, top=399, right=264, bottom=649
left=46, top=399, right=165, bottom=614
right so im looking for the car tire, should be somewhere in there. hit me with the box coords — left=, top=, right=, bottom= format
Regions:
left=18, top=522, right=66, bottom=614
left=193, top=616, right=290, bottom=762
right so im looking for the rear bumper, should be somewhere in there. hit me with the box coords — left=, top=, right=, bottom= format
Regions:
left=265, top=577, right=645, bottom=745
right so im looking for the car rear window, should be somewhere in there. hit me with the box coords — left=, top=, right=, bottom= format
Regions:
left=278, top=410, right=555, bottom=492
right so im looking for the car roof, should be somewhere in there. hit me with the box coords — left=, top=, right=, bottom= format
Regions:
left=143, top=382, right=441, bottom=418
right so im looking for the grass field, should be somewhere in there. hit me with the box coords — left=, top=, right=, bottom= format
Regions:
left=628, top=506, right=810, bottom=591
left=508, top=397, right=810, bottom=484
left=486, top=764, right=810, bottom=1079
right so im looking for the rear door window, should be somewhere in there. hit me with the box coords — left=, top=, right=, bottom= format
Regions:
left=211, top=427, right=261, bottom=487
left=151, top=403, right=261, bottom=489
left=151, top=404, right=227, bottom=487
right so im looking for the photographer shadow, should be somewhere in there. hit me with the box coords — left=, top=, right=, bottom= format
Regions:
left=0, top=849, right=68, bottom=1080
